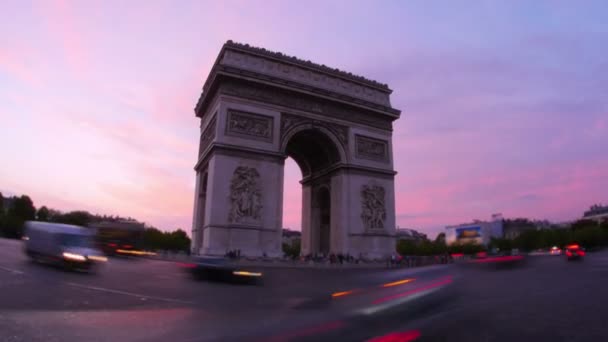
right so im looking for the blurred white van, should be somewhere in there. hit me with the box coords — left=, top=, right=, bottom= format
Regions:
left=23, top=221, right=107, bottom=271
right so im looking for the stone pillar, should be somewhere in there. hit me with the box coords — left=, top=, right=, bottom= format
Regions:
left=300, top=184, right=312, bottom=255
left=331, top=172, right=350, bottom=254
left=191, top=172, right=201, bottom=254
left=201, top=153, right=284, bottom=257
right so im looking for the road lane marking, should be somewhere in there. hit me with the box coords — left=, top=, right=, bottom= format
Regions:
left=65, top=282, right=194, bottom=305
left=0, top=265, right=25, bottom=275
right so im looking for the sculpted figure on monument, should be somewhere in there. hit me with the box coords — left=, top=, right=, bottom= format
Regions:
left=361, top=184, right=386, bottom=229
left=228, top=166, right=263, bottom=223
left=228, top=110, right=272, bottom=140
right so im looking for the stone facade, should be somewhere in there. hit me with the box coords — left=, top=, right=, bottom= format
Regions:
left=191, top=41, right=401, bottom=259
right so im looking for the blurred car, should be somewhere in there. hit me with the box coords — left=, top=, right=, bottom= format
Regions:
left=180, top=256, right=263, bottom=284
left=550, top=246, right=562, bottom=255
left=23, top=221, right=108, bottom=272
left=565, top=244, right=585, bottom=261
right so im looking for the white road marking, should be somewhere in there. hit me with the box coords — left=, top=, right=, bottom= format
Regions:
left=0, top=265, right=25, bottom=275
left=65, top=282, right=194, bottom=305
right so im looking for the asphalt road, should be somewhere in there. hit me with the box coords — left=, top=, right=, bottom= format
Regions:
left=1, top=237, right=607, bottom=342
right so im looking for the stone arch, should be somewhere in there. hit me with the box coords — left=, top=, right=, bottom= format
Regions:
left=280, top=122, right=349, bottom=170
left=191, top=41, right=400, bottom=259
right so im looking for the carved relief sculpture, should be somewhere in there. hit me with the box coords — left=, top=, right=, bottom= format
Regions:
left=361, top=184, right=386, bottom=230
left=355, top=135, right=388, bottom=162
left=228, top=166, right=263, bottom=224
left=226, top=109, right=273, bottom=142
left=199, top=116, right=216, bottom=156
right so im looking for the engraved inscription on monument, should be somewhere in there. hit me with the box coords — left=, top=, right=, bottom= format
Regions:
left=226, top=109, right=274, bottom=142
left=355, top=134, right=389, bottom=162
left=199, top=115, right=216, bottom=156
left=228, top=166, right=263, bottom=224
left=360, top=184, right=386, bottom=230
left=221, top=48, right=392, bottom=107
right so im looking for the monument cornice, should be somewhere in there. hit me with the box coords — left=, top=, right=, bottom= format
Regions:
left=194, top=143, right=285, bottom=171
left=195, top=41, right=401, bottom=120
left=221, top=41, right=390, bottom=91
left=300, top=163, right=397, bottom=185
left=203, top=77, right=396, bottom=131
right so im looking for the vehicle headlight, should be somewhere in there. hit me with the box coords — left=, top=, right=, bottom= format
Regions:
left=62, top=252, right=87, bottom=262
left=88, top=255, right=108, bottom=262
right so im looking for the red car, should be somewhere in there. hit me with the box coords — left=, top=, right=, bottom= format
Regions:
left=565, top=244, right=585, bottom=261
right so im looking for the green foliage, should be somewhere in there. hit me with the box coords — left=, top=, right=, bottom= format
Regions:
left=0, top=215, right=24, bottom=239
left=143, top=227, right=191, bottom=252
left=571, top=219, right=598, bottom=231
left=9, top=195, right=36, bottom=221
left=282, top=239, right=301, bottom=258
left=397, top=239, right=448, bottom=256
left=447, top=242, right=485, bottom=255
left=0, top=195, right=36, bottom=238
left=53, top=211, right=93, bottom=226
left=509, top=219, right=608, bottom=251
left=489, top=238, right=513, bottom=251
left=36, top=206, right=50, bottom=222
left=0, top=192, right=4, bottom=213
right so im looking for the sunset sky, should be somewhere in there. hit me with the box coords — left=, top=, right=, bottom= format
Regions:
left=1, top=1, right=607, bottom=239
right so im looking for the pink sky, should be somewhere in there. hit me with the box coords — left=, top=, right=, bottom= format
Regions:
left=1, top=1, right=607, bottom=239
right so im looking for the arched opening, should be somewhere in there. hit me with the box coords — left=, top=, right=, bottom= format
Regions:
left=282, top=157, right=302, bottom=231
left=284, top=128, right=342, bottom=178
left=282, top=128, right=343, bottom=256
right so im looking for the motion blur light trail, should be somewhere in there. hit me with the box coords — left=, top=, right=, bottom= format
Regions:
left=470, top=255, right=524, bottom=263
left=372, top=276, right=453, bottom=305
left=332, top=290, right=358, bottom=298
left=366, top=330, right=422, bottom=342
left=381, top=278, right=415, bottom=288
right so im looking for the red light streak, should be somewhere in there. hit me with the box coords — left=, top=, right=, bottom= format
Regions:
left=372, top=276, right=453, bottom=305
left=367, top=330, right=422, bottom=342
left=471, top=255, right=524, bottom=263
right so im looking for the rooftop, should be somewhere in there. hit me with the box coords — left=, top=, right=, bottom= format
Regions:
left=195, top=41, right=399, bottom=116
left=222, top=40, right=390, bottom=90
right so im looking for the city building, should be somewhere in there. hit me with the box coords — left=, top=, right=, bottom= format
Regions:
left=445, top=214, right=504, bottom=246
left=395, top=227, right=428, bottom=243
left=583, top=204, right=608, bottom=223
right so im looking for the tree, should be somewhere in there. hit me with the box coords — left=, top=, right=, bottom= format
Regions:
left=1, top=195, right=35, bottom=238
left=143, top=227, right=166, bottom=250
left=0, top=192, right=4, bottom=214
left=489, top=238, right=513, bottom=251
left=282, top=239, right=301, bottom=258
left=168, top=229, right=191, bottom=252
left=9, top=195, right=36, bottom=221
left=434, top=232, right=446, bottom=245
left=54, top=211, right=92, bottom=226
left=571, top=219, right=597, bottom=231
left=37, top=206, right=50, bottom=221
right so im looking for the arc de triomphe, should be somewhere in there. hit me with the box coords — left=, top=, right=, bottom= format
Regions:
left=191, top=41, right=401, bottom=259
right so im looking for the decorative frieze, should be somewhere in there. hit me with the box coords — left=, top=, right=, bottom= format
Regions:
left=199, top=116, right=216, bottom=156
left=219, top=81, right=393, bottom=131
left=221, top=48, right=391, bottom=107
left=225, top=109, right=274, bottom=143
left=355, top=134, right=389, bottom=162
